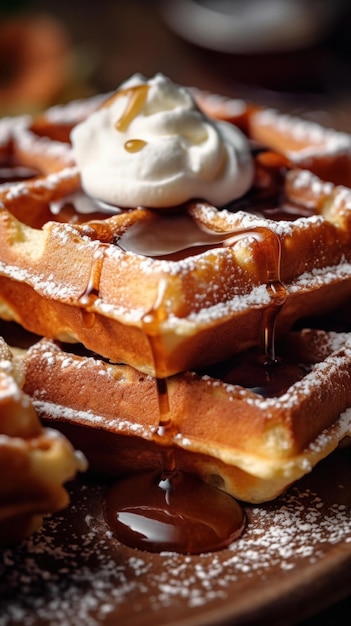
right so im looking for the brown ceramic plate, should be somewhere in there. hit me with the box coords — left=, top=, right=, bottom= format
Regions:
left=0, top=446, right=350, bottom=626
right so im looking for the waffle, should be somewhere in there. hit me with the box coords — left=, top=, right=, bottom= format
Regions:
left=0, top=334, right=86, bottom=546
left=1, top=92, right=351, bottom=377
left=0, top=75, right=351, bottom=506
left=11, top=325, right=348, bottom=504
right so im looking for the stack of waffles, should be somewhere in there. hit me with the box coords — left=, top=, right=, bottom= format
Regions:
left=0, top=73, right=350, bottom=527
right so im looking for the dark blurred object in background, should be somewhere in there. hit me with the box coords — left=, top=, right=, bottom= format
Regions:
left=162, top=0, right=351, bottom=99
left=162, top=0, right=349, bottom=54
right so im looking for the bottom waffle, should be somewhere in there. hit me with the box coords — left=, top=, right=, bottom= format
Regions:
left=0, top=334, right=87, bottom=545
left=6, top=321, right=350, bottom=505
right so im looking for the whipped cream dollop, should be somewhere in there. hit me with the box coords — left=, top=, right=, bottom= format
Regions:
left=71, top=73, right=254, bottom=209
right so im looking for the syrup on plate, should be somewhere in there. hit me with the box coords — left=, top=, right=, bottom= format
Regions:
left=103, top=212, right=299, bottom=554
left=104, top=374, right=246, bottom=554
left=103, top=467, right=246, bottom=554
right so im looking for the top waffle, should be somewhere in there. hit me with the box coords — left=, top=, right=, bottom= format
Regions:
left=1, top=74, right=351, bottom=377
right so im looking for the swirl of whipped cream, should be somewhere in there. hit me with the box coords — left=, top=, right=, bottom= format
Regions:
left=71, top=73, right=254, bottom=209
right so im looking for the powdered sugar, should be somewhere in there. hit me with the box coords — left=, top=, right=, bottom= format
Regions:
left=0, top=260, right=79, bottom=300
left=1, top=166, right=78, bottom=200
left=33, top=399, right=153, bottom=438
left=14, top=128, right=73, bottom=164
left=190, top=87, right=248, bottom=118
left=43, top=93, right=111, bottom=125
left=0, top=115, right=31, bottom=148
left=254, top=109, right=351, bottom=159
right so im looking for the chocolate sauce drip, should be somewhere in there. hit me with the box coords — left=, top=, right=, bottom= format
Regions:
left=117, top=212, right=227, bottom=260
left=117, top=211, right=285, bottom=265
left=103, top=272, right=248, bottom=554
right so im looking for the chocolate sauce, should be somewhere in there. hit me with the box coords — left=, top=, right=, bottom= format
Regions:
left=102, top=269, right=249, bottom=554
left=119, top=210, right=287, bottom=367
left=66, top=144, right=308, bottom=553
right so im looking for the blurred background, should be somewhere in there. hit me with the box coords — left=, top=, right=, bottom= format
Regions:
left=1, top=0, right=351, bottom=129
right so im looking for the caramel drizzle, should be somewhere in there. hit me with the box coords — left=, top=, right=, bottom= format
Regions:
left=141, top=224, right=285, bottom=469
left=137, top=221, right=285, bottom=364
left=141, top=278, right=177, bottom=475
left=124, top=138, right=147, bottom=153
left=101, top=83, right=149, bottom=153
left=79, top=244, right=107, bottom=307
left=222, top=226, right=286, bottom=361
left=101, top=84, right=147, bottom=123
left=102, top=217, right=284, bottom=552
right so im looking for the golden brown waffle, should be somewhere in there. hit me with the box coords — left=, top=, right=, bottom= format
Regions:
left=0, top=334, right=86, bottom=545
left=1, top=93, right=351, bottom=377
left=0, top=84, right=351, bottom=507
left=15, top=327, right=351, bottom=504
left=195, top=88, right=351, bottom=186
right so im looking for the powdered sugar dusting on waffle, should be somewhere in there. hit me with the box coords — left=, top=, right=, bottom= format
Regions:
left=0, top=115, right=31, bottom=148
left=290, top=261, right=351, bottom=291
left=288, top=168, right=334, bottom=196
left=0, top=260, right=79, bottom=300
left=33, top=400, right=153, bottom=438
left=43, top=92, right=112, bottom=125
left=0, top=166, right=78, bottom=198
left=190, top=87, right=248, bottom=117
left=287, top=169, right=351, bottom=217
left=254, top=109, right=351, bottom=159
left=1, top=247, right=350, bottom=325
left=214, top=330, right=351, bottom=409
left=14, top=126, right=73, bottom=164
left=0, top=112, right=73, bottom=165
